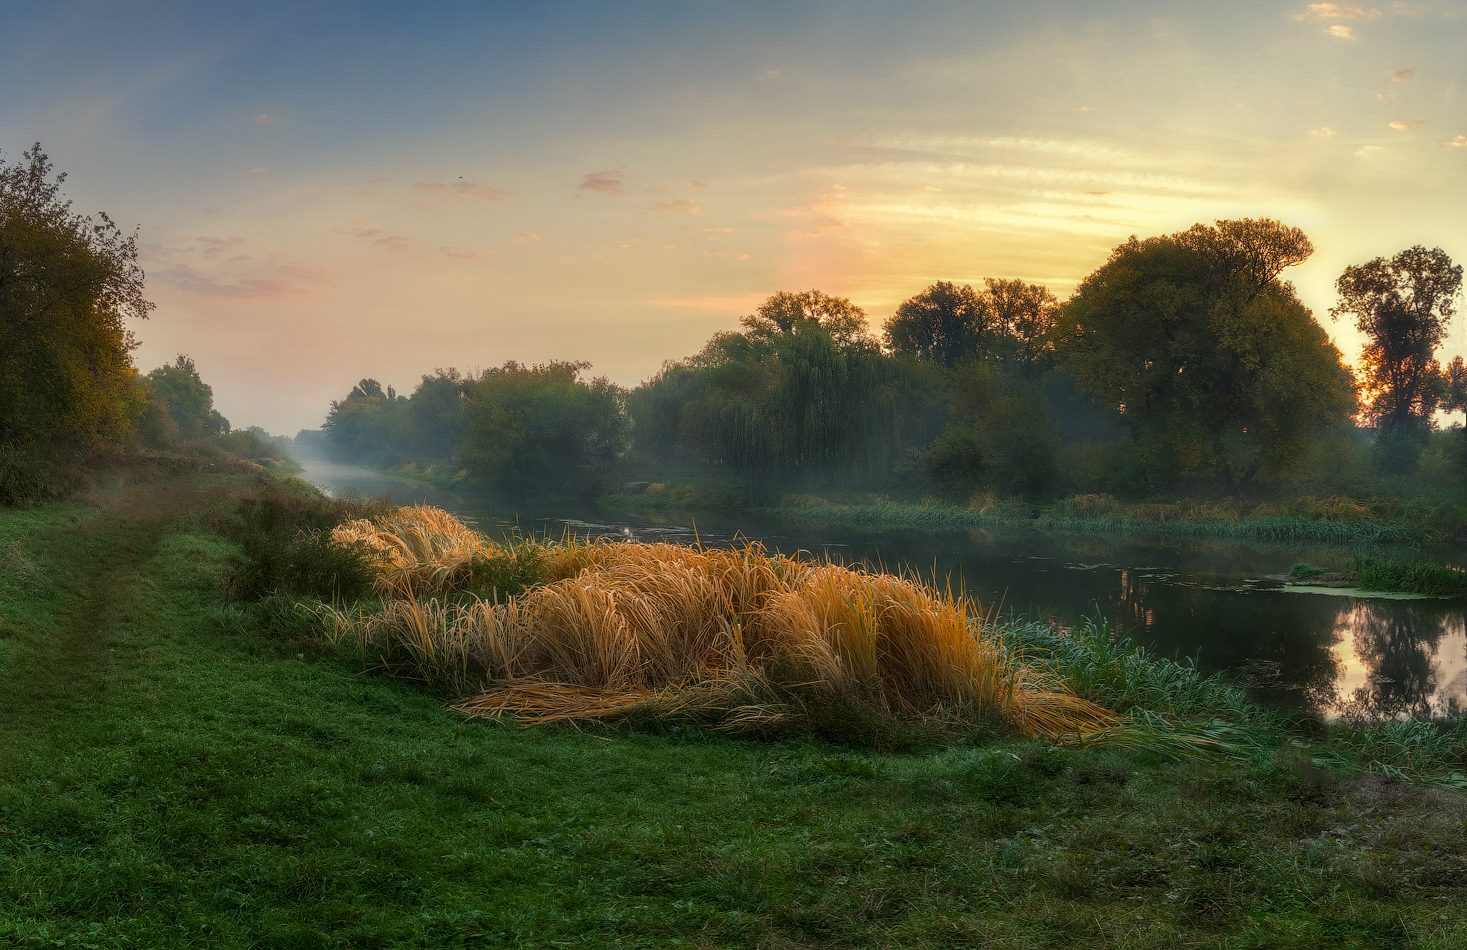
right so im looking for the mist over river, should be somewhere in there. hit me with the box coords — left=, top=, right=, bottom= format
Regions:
left=296, top=458, right=1467, bottom=722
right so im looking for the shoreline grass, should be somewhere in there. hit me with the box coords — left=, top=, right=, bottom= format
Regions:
left=598, top=483, right=1450, bottom=546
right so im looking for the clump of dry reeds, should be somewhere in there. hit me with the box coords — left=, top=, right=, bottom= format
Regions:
left=320, top=506, right=1115, bottom=740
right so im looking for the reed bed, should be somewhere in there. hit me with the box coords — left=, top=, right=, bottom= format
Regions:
left=319, top=506, right=1115, bottom=740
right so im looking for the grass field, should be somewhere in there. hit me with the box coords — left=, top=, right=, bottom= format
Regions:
left=2, top=471, right=1466, bottom=948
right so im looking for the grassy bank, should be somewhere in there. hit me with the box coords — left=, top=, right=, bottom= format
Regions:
left=3, top=474, right=1467, bottom=948
left=600, top=484, right=1454, bottom=546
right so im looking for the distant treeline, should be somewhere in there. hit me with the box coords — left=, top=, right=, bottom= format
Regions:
left=315, top=218, right=1465, bottom=502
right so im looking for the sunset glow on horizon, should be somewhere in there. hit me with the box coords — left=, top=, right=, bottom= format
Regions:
left=3, top=0, right=1464, bottom=435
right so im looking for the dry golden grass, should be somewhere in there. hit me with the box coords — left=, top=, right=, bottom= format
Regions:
left=322, top=506, right=1115, bottom=740
left=331, top=505, right=501, bottom=597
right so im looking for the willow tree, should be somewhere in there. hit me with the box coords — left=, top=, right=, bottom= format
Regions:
left=1056, top=218, right=1357, bottom=492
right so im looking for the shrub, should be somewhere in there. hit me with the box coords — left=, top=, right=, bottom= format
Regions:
left=225, top=490, right=386, bottom=601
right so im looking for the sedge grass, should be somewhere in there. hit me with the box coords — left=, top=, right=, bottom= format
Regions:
left=320, top=507, right=1114, bottom=741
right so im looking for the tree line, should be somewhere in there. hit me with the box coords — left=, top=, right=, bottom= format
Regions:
left=319, top=218, right=1463, bottom=501
left=5, top=143, right=1459, bottom=506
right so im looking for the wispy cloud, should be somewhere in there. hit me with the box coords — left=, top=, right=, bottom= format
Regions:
left=196, top=236, right=245, bottom=259
left=1327, top=24, right=1355, bottom=37
left=652, top=197, right=699, bottom=214
left=1295, top=2, right=1383, bottom=20
left=439, top=246, right=479, bottom=259
left=1388, top=119, right=1425, bottom=130
left=1311, top=126, right=1338, bottom=136
left=510, top=232, right=539, bottom=244
left=1389, top=68, right=1416, bottom=81
left=414, top=181, right=506, bottom=202
left=578, top=171, right=625, bottom=195
left=153, top=264, right=318, bottom=301
left=1448, top=135, right=1467, bottom=147
left=251, top=113, right=275, bottom=124
left=352, top=223, right=411, bottom=252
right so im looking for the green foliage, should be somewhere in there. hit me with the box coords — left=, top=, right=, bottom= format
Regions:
left=142, top=354, right=229, bottom=441
left=0, top=144, right=152, bottom=449
left=632, top=293, right=945, bottom=494
left=905, top=363, right=1062, bottom=497
left=1006, top=615, right=1256, bottom=721
left=883, top=280, right=989, bottom=367
left=459, top=361, right=627, bottom=492
left=464, top=541, right=548, bottom=601
left=224, top=490, right=383, bottom=600
left=0, top=442, right=67, bottom=505
left=1332, top=245, right=1462, bottom=442
left=884, top=279, right=1059, bottom=371
left=323, top=364, right=621, bottom=493
left=1056, top=218, right=1357, bottom=492
left=1353, top=555, right=1467, bottom=596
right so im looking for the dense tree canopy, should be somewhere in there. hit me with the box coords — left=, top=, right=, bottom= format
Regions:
left=1331, top=245, right=1461, bottom=437
left=883, top=281, right=988, bottom=367
left=633, top=293, right=943, bottom=491
left=144, top=355, right=229, bottom=441
left=0, top=144, right=151, bottom=446
left=739, top=290, right=873, bottom=348
left=1056, top=218, right=1356, bottom=491
left=883, top=279, right=1059, bottom=371
left=459, top=361, right=627, bottom=491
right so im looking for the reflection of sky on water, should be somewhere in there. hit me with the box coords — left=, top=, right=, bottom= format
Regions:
left=1331, top=606, right=1466, bottom=720
left=297, top=459, right=1467, bottom=722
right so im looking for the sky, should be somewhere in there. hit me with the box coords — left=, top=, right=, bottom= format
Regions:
left=2, top=0, right=1465, bottom=436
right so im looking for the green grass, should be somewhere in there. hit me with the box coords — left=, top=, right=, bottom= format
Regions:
left=767, top=501, right=1427, bottom=545
left=1354, top=555, right=1467, bottom=596
left=3, top=474, right=1467, bottom=948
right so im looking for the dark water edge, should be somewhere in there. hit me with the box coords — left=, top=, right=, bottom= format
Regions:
left=294, top=458, right=1467, bottom=722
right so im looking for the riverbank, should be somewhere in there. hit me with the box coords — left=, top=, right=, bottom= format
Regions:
left=9, top=470, right=1462, bottom=946
left=602, top=484, right=1459, bottom=545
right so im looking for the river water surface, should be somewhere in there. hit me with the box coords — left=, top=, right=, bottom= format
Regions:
left=295, top=459, right=1467, bottom=721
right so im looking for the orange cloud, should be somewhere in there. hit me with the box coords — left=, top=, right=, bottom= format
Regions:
left=510, top=232, right=540, bottom=243
left=1389, top=68, right=1416, bottom=81
left=1447, top=135, right=1467, bottom=147
left=1327, top=23, right=1355, bottom=36
left=653, top=197, right=699, bottom=214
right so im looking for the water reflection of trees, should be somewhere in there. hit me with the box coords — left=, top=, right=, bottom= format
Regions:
left=1103, top=575, right=1344, bottom=714
left=1334, top=604, right=1462, bottom=721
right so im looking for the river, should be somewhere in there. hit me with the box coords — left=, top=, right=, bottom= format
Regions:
left=294, top=458, right=1467, bottom=721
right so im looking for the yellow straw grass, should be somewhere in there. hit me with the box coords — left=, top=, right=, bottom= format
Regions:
left=323, top=506, right=1115, bottom=740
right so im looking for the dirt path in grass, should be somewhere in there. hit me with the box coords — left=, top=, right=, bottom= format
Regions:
left=0, top=473, right=242, bottom=747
